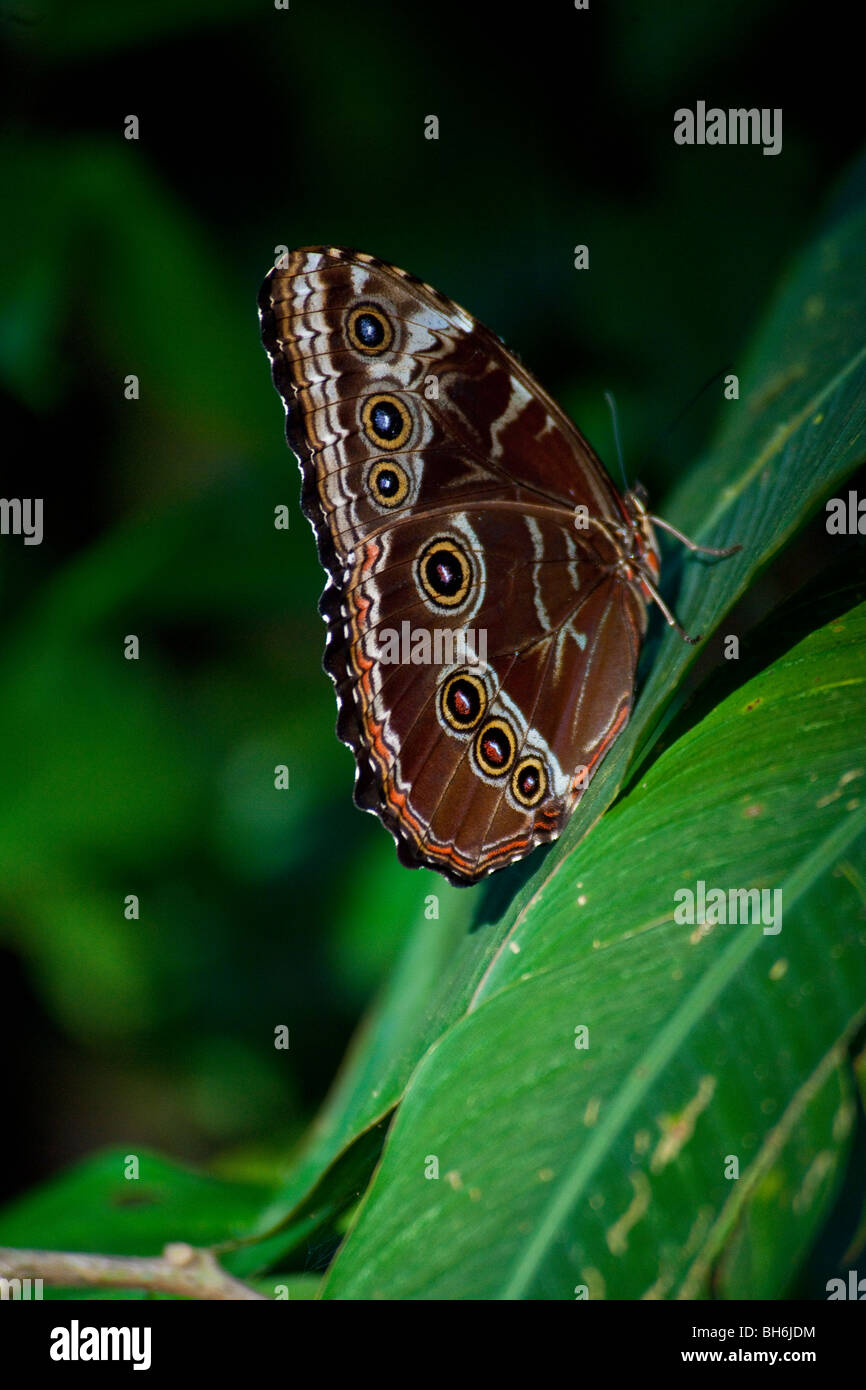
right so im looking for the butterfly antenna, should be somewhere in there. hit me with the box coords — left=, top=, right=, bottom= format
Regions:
left=649, top=365, right=734, bottom=456
left=604, top=390, right=629, bottom=492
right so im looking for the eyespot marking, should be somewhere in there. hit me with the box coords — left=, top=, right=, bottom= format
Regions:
left=473, top=718, right=517, bottom=778
left=367, top=458, right=410, bottom=508
left=347, top=302, right=394, bottom=355
left=511, top=755, right=547, bottom=807
left=416, top=536, right=473, bottom=610
left=439, top=670, right=487, bottom=732
left=361, top=393, right=412, bottom=450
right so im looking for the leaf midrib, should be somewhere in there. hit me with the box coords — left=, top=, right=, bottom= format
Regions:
left=677, top=1032, right=862, bottom=1299
left=700, top=339, right=866, bottom=535
left=498, top=799, right=866, bottom=1300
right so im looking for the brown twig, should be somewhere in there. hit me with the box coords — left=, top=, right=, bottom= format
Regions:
left=0, top=1242, right=269, bottom=1300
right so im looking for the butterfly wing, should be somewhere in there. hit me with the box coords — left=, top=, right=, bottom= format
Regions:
left=335, top=504, right=646, bottom=881
left=259, top=247, right=649, bottom=882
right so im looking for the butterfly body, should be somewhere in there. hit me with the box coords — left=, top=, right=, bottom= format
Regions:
left=259, top=247, right=668, bottom=884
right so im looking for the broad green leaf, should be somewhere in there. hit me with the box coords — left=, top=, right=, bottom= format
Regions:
left=0, top=1149, right=275, bottom=1256
left=229, top=1119, right=391, bottom=1276
left=260, top=171, right=866, bottom=1233
left=321, top=603, right=866, bottom=1298
left=708, top=1049, right=857, bottom=1300
left=539, top=188, right=866, bottom=868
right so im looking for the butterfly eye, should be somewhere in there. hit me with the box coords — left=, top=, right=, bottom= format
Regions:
left=511, top=756, right=547, bottom=808
left=347, top=303, right=393, bottom=355
left=416, top=536, right=473, bottom=610
left=368, top=459, right=410, bottom=509
left=473, top=718, right=517, bottom=779
left=361, top=393, right=413, bottom=450
left=439, top=671, right=487, bottom=732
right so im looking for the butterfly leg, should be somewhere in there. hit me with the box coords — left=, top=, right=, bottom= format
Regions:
left=636, top=569, right=703, bottom=645
left=649, top=513, right=742, bottom=558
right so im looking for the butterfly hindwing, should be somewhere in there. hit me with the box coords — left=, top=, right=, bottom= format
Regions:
left=338, top=505, right=647, bottom=880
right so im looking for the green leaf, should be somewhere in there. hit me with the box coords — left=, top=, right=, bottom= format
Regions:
left=261, top=170, right=866, bottom=1235
left=256, top=881, right=486, bottom=1233
left=0, top=1148, right=275, bottom=1256
left=320, top=602, right=866, bottom=1298
left=709, top=1049, right=857, bottom=1300
left=229, top=1119, right=391, bottom=1276
left=546, top=187, right=866, bottom=865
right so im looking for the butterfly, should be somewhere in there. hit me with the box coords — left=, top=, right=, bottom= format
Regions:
left=258, top=247, right=738, bottom=885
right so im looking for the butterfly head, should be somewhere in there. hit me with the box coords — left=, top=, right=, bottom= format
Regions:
left=619, top=484, right=661, bottom=592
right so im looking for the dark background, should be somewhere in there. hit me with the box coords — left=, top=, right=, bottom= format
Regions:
left=0, top=0, right=861, bottom=1206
